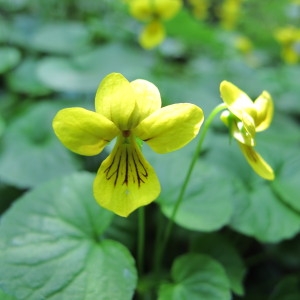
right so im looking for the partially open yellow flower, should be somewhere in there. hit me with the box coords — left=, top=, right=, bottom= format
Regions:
left=128, top=0, right=182, bottom=49
left=220, top=81, right=274, bottom=180
left=53, top=73, right=204, bottom=217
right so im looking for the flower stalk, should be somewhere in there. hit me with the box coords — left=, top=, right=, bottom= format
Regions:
left=155, top=103, right=227, bottom=272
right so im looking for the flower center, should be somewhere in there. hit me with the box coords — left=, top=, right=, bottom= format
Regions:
left=103, top=136, right=148, bottom=188
left=122, top=130, right=131, bottom=138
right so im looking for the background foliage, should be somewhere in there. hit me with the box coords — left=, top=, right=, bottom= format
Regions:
left=0, top=0, right=300, bottom=299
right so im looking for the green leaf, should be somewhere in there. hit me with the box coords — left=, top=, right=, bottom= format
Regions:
left=0, top=172, right=137, bottom=300
left=6, top=58, right=52, bottom=96
left=229, top=182, right=300, bottom=242
left=0, top=16, right=9, bottom=43
left=145, top=142, right=233, bottom=232
left=191, top=233, right=246, bottom=296
left=205, top=133, right=300, bottom=243
left=30, top=22, right=91, bottom=55
left=36, top=43, right=153, bottom=92
left=272, top=66, right=300, bottom=114
left=272, top=153, right=300, bottom=213
left=269, top=275, right=300, bottom=300
left=0, top=115, right=5, bottom=137
left=158, top=254, right=231, bottom=300
left=166, top=10, right=219, bottom=48
left=0, top=0, right=29, bottom=11
left=0, top=101, right=82, bottom=188
left=0, top=289, right=17, bottom=300
left=0, top=46, right=21, bottom=74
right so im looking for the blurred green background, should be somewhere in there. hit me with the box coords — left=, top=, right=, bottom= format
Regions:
left=0, top=0, right=300, bottom=299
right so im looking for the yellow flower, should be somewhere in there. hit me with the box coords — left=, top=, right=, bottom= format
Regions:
left=234, top=36, right=253, bottom=55
left=53, top=73, right=204, bottom=217
left=139, top=20, right=165, bottom=49
left=219, top=81, right=274, bottom=180
left=219, top=0, right=242, bottom=30
left=128, top=0, right=182, bottom=49
left=187, top=0, right=209, bottom=20
left=274, top=26, right=300, bottom=64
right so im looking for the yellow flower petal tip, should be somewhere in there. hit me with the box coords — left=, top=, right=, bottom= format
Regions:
left=220, top=80, right=275, bottom=181
left=139, top=21, right=165, bottom=49
left=53, top=72, right=204, bottom=216
left=52, top=107, right=119, bottom=156
left=239, top=143, right=275, bottom=181
left=134, top=103, right=204, bottom=153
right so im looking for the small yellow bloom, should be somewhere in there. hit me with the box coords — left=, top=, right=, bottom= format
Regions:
left=220, top=81, right=274, bottom=180
left=139, top=20, right=165, bottom=49
left=53, top=73, right=204, bottom=217
left=274, top=26, right=300, bottom=64
left=219, top=0, right=242, bottom=30
left=128, top=0, right=182, bottom=49
left=234, top=36, right=253, bottom=55
left=187, top=0, right=209, bottom=20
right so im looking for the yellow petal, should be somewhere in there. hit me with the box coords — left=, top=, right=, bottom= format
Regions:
left=154, top=0, right=182, bottom=20
left=93, top=136, right=161, bottom=217
left=239, top=143, right=275, bottom=180
left=220, top=110, right=256, bottom=146
left=220, top=81, right=256, bottom=121
left=281, top=47, right=299, bottom=64
left=254, top=91, right=274, bottom=132
left=139, top=21, right=165, bottom=49
left=275, top=26, right=299, bottom=44
left=130, top=79, right=161, bottom=123
left=129, top=0, right=153, bottom=21
left=53, top=107, right=119, bottom=156
left=95, top=73, right=138, bottom=130
left=134, top=103, right=204, bottom=153
left=129, top=0, right=182, bottom=21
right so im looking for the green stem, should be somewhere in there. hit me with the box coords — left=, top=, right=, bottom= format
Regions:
left=137, top=207, right=145, bottom=275
left=155, top=103, right=227, bottom=270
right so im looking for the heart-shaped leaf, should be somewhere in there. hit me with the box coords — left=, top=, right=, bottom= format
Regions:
left=158, top=254, right=231, bottom=300
left=0, top=172, right=137, bottom=300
